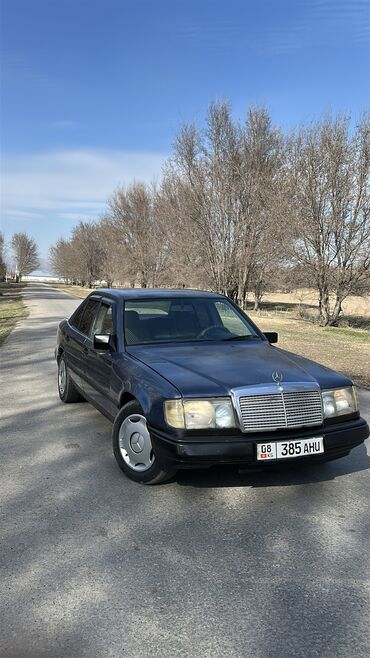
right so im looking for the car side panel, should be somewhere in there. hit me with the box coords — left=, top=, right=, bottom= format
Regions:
left=75, top=299, right=120, bottom=418
left=81, top=336, right=118, bottom=419
left=63, top=325, right=88, bottom=390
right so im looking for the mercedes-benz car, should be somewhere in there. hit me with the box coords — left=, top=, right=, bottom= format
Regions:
left=55, top=289, right=369, bottom=484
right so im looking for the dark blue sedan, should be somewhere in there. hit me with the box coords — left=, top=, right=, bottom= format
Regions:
left=55, top=289, right=369, bottom=483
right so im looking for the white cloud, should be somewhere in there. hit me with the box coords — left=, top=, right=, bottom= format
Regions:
left=5, top=209, right=43, bottom=220
left=1, top=148, right=167, bottom=222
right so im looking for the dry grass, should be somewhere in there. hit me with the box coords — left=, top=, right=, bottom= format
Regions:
left=0, top=283, right=29, bottom=346
left=46, top=282, right=91, bottom=299
left=257, top=289, right=370, bottom=329
left=248, top=291, right=370, bottom=389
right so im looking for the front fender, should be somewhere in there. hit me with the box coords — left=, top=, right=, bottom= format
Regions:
left=113, top=353, right=181, bottom=429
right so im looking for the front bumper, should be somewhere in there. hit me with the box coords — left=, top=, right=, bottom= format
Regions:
left=149, top=417, right=369, bottom=468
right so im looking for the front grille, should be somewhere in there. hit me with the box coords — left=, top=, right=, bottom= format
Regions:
left=238, top=390, right=323, bottom=432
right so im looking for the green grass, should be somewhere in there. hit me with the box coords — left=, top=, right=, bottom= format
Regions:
left=323, top=326, right=370, bottom=342
left=0, top=283, right=28, bottom=346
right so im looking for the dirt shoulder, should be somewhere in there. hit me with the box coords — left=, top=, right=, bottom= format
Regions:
left=45, top=282, right=91, bottom=299
left=0, top=283, right=29, bottom=346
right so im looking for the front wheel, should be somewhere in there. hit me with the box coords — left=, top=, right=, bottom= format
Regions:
left=112, top=401, right=176, bottom=484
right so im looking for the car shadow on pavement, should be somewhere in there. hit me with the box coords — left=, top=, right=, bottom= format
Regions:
left=175, top=442, right=370, bottom=488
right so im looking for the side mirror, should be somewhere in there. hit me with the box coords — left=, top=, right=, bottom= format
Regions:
left=94, top=334, right=116, bottom=351
left=264, top=332, right=278, bottom=344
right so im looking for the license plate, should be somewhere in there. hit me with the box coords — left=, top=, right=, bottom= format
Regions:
left=256, top=437, right=324, bottom=461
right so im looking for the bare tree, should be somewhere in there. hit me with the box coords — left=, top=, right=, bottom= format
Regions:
left=0, top=232, right=6, bottom=281
left=69, top=221, right=106, bottom=287
left=108, top=182, right=171, bottom=287
left=289, top=113, right=370, bottom=325
left=95, top=216, right=128, bottom=287
left=236, top=107, right=288, bottom=307
left=11, top=232, right=40, bottom=282
left=47, top=101, right=369, bottom=317
left=49, top=238, right=77, bottom=282
left=157, top=174, right=207, bottom=289
left=168, top=102, right=286, bottom=306
left=169, top=103, right=240, bottom=296
left=50, top=221, right=120, bottom=286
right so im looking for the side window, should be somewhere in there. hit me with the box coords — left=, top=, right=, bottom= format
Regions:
left=78, top=300, right=100, bottom=336
left=92, top=303, right=114, bottom=336
left=70, top=302, right=87, bottom=330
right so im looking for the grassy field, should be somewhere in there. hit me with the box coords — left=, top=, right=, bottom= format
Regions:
left=0, top=282, right=29, bottom=346
left=45, top=282, right=370, bottom=389
left=248, top=309, right=370, bottom=389
left=254, top=289, right=370, bottom=330
left=247, top=289, right=370, bottom=389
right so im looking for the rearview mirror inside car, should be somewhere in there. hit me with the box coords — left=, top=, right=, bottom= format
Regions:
left=263, top=332, right=278, bottom=344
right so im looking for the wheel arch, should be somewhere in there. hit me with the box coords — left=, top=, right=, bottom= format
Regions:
left=118, top=386, right=153, bottom=418
left=119, top=391, right=138, bottom=409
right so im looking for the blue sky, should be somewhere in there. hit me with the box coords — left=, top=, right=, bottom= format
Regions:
left=1, top=0, right=369, bottom=261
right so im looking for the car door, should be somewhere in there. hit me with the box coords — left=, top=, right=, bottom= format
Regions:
left=66, top=298, right=101, bottom=390
left=81, top=300, right=118, bottom=419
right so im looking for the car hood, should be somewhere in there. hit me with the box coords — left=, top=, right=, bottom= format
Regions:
left=128, top=341, right=351, bottom=397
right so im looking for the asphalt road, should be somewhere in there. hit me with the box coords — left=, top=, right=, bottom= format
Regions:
left=1, top=284, right=370, bottom=658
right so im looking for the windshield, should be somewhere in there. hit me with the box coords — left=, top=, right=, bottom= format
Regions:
left=124, top=297, right=261, bottom=345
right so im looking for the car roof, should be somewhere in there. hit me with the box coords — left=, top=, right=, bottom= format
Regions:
left=92, top=288, right=225, bottom=300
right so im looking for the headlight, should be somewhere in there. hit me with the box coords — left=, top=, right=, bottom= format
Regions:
left=164, top=398, right=236, bottom=430
left=322, top=387, right=359, bottom=419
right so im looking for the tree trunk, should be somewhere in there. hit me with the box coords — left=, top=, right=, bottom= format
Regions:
left=318, top=286, right=330, bottom=326
left=253, top=274, right=264, bottom=311
left=138, top=270, right=147, bottom=288
left=226, top=285, right=238, bottom=302
left=327, top=296, right=343, bottom=326
left=236, top=280, right=245, bottom=309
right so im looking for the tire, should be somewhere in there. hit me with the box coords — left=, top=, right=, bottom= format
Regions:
left=112, top=401, right=176, bottom=484
left=57, top=354, right=84, bottom=403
